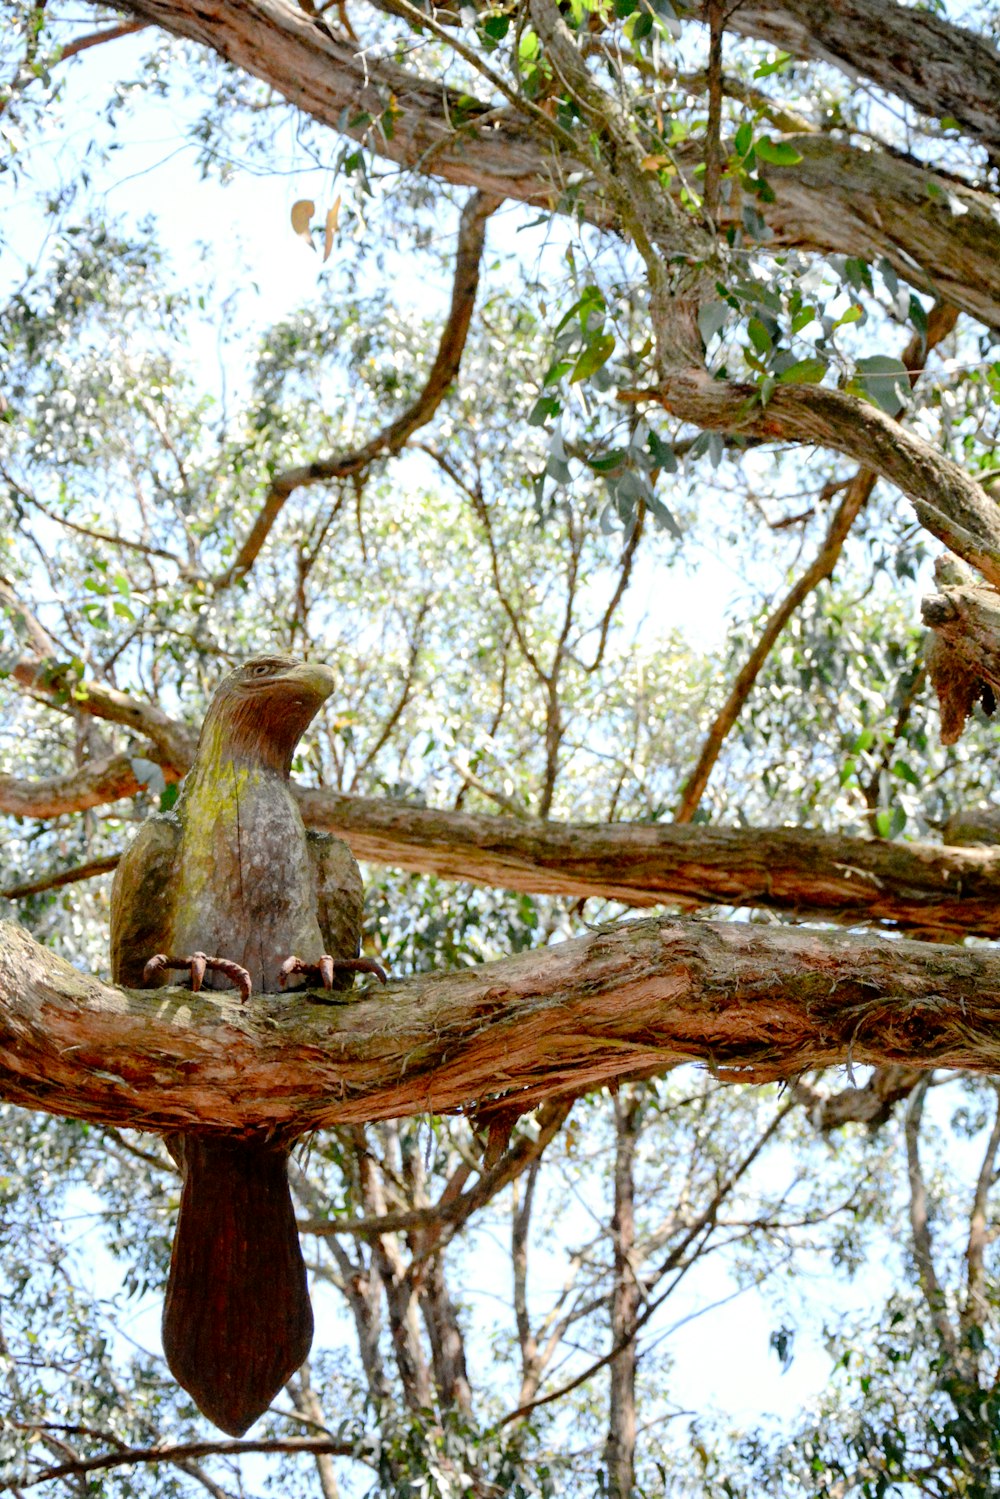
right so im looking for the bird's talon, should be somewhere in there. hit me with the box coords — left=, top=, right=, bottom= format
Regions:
left=279, top=953, right=389, bottom=990
left=142, top=952, right=252, bottom=1003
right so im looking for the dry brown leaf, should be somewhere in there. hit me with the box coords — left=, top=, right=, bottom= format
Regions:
left=290, top=198, right=316, bottom=247
left=323, top=196, right=342, bottom=262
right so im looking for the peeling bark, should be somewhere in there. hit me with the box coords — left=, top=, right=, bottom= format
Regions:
left=107, top=0, right=1000, bottom=325
left=700, top=0, right=1000, bottom=159
left=9, top=758, right=1000, bottom=936
left=5, top=914, right=1000, bottom=1135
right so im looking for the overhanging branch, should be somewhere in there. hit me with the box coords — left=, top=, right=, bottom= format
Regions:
left=106, top=0, right=1000, bottom=326
left=4, top=914, right=1000, bottom=1136
left=622, top=373, right=1000, bottom=589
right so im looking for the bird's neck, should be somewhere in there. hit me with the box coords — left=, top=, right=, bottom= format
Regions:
left=195, top=709, right=297, bottom=780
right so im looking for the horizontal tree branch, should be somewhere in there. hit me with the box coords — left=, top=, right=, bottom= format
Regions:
left=1, top=854, right=121, bottom=901
left=0, top=753, right=178, bottom=821
left=699, top=0, right=1000, bottom=159
left=109, top=0, right=1000, bottom=327
left=6, top=722, right=1000, bottom=934
left=5, top=1436, right=355, bottom=1493
left=5, top=914, right=1000, bottom=1137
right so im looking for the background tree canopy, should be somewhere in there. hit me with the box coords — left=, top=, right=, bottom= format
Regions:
left=1, top=0, right=1000, bottom=1493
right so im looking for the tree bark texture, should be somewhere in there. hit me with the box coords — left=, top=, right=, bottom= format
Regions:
left=9, top=723, right=1000, bottom=933
left=702, top=0, right=1000, bottom=157
left=110, top=0, right=1000, bottom=326
left=6, top=914, right=1000, bottom=1135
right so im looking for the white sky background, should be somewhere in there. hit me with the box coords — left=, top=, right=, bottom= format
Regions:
left=0, top=15, right=970, bottom=1494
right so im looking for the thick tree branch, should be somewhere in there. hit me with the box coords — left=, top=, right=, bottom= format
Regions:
left=622, top=373, right=1000, bottom=589
left=0, top=754, right=178, bottom=821
left=216, top=189, right=498, bottom=587
left=7, top=914, right=1000, bottom=1136
left=9, top=738, right=1000, bottom=935
left=102, top=0, right=1000, bottom=326
left=694, top=0, right=1000, bottom=159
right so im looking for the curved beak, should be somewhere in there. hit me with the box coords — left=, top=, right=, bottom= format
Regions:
left=280, top=662, right=336, bottom=700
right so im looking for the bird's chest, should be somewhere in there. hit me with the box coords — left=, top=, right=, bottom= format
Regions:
left=170, top=767, right=323, bottom=992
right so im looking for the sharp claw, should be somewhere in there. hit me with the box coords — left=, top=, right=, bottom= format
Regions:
left=277, top=953, right=388, bottom=990
left=278, top=955, right=301, bottom=989
left=143, top=954, right=167, bottom=985
left=140, top=952, right=252, bottom=1002
left=336, top=956, right=389, bottom=985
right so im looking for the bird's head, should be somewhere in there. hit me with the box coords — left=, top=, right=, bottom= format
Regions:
left=198, top=655, right=336, bottom=777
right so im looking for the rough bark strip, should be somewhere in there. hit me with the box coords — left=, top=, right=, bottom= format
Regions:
left=700, top=0, right=1000, bottom=158
left=922, top=579, right=1000, bottom=698
left=6, top=913, right=1000, bottom=1135
left=8, top=761, right=1000, bottom=935
left=106, top=0, right=1000, bottom=326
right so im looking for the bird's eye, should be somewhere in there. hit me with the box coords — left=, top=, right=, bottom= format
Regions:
left=250, top=662, right=273, bottom=677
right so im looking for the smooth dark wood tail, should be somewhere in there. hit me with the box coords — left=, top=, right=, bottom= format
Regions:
left=162, top=1135, right=313, bottom=1436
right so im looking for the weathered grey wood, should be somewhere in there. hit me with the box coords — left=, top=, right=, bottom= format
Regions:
left=4, top=915, right=1000, bottom=1136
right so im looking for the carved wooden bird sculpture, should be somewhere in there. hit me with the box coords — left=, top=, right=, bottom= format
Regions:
left=110, top=655, right=384, bottom=1436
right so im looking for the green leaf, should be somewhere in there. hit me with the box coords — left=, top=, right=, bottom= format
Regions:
left=698, top=300, right=729, bottom=345
left=776, top=357, right=827, bottom=385
left=159, top=782, right=180, bottom=813
left=646, top=490, right=683, bottom=538
left=849, top=355, right=911, bottom=416
left=747, top=316, right=773, bottom=355
left=518, top=28, right=539, bottom=59
left=647, top=428, right=677, bottom=472
left=569, top=333, right=615, bottom=383
left=753, top=51, right=792, bottom=78
left=733, top=121, right=753, bottom=158
left=543, top=358, right=574, bottom=387
left=875, top=805, right=907, bottom=839
left=587, top=448, right=629, bottom=473
left=832, top=303, right=863, bottom=329
left=528, top=395, right=561, bottom=425
left=754, top=137, right=802, bottom=166
left=553, top=285, right=605, bottom=337
left=892, top=759, right=920, bottom=786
